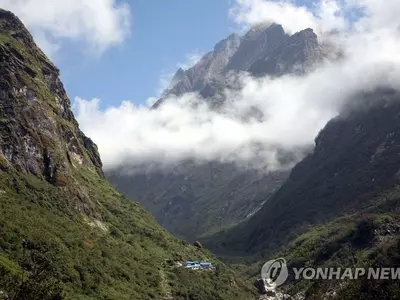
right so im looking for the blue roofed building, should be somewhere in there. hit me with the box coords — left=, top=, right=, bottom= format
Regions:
left=184, top=260, right=214, bottom=270
left=200, top=262, right=213, bottom=269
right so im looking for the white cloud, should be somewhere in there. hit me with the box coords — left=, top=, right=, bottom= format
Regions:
left=74, top=0, right=400, bottom=172
left=74, top=60, right=400, bottom=172
left=348, top=0, right=400, bottom=31
left=0, top=0, right=131, bottom=56
left=230, top=0, right=317, bottom=34
left=229, top=0, right=349, bottom=35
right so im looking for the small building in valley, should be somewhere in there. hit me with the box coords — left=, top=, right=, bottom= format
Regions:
left=185, top=260, right=214, bottom=270
left=200, top=262, right=213, bottom=269
left=185, top=261, right=200, bottom=269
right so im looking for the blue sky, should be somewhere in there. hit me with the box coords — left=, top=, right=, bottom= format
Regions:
left=54, top=0, right=235, bottom=108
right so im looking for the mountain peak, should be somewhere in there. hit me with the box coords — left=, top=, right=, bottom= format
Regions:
left=0, top=9, right=26, bottom=31
left=247, top=22, right=270, bottom=33
left=267, top=23, right=285, bottom=31
left=176, top=66, right=185, bottom=73
left=295, top=27, right=317, bottom=38
left=167, top=67, right=186, bottom=89
left=214, top=32, right=241, bottom=52
left=226, top=22, right=288, bottom=71
left=247, top=25, right=322, bottom=77
left=227, top=32, right=240, bottom=40
left=154, top=23, right=321, bottom=108
left=0, top=9, right=41, bottom=55
left=244, top=23, right=284, bottom=38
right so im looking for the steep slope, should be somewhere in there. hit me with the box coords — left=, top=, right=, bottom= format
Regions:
left=161, top=67, right=186, bottom=97
left=152, top=33, right=241, bottom=108
left=200, top=89, right=400, bottom=298
left=0, top=9, right=256, bottom=300
left=206, top=89, right=400, bottom=256
left=248, top=28, right=323, bottom=76
left=107, top=24, right=324, bottom=242
left=238, top=201, right=400, bottom=299
left=108, top=162, right=288, bottom=240
left=154, top=24, right=322, bottom=107
left=226, top=23, right=288, bottom=72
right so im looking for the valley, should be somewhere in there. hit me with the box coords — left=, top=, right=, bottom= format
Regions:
left=1, top=1, right=400, bottom=299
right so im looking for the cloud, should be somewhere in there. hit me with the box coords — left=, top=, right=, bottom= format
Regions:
left=74, top=60, right=400, bottom=172
left=0, top=0, right=131, bottom=56
left=230, top=0, right=317, bottom=34
left=229, top=0, right=349, bottom=35
left=74, top=0, right=400, bottom=172
left=348, top=0, right=400, bottom=31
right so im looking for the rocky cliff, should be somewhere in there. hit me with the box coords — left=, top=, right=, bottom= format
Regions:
left=0, top=9, right=103, bottom=184
left=226, top=23, right=288, bottom=72
left=153, top=23, right=323, bottom=107
left=248, top=28, right=323, bottom=76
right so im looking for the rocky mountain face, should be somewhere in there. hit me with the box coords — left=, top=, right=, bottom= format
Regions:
left=208, top=89, right=400, bottom=254
left=0, top=9, right=103, bottom=185
left=249, top=28, right=323, bottom=77
left=206, top=89, right=400, bottom=298
left=161, top=67, right=186, bottom=97
left=0, top=9, right=256, bottom=300
left=107, top=24, right=324, bottom=242
left=153, top=23, right=322, bottom=107
left=153, top=32, right=242, bottom=108
left=226, top=23, right=289, bottom=72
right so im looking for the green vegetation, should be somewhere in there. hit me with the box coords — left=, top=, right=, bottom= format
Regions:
left=0, top=9, right=256, bottom=300
left=0, top=248, right=64, bottom=300
left=0, top=162, right=256, bottom=299
left=229, top=186, right=400, bottom=299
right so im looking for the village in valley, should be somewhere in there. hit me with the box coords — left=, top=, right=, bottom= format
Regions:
left=165, top=259, right=215, bottom=271
left=183, top=260, right=215, bottom=270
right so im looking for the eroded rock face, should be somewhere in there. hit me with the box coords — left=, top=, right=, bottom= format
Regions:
left=249, top=28, right=323, bottom=77
left=153, top=32, right=242, bottom=108
left=187, top=33, right=241, bottom=90
left=153, top=24, right=324, bottom=108
left=227, top=23, right=288, bottom=72
left=0, top=9, right=103, bottom=184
